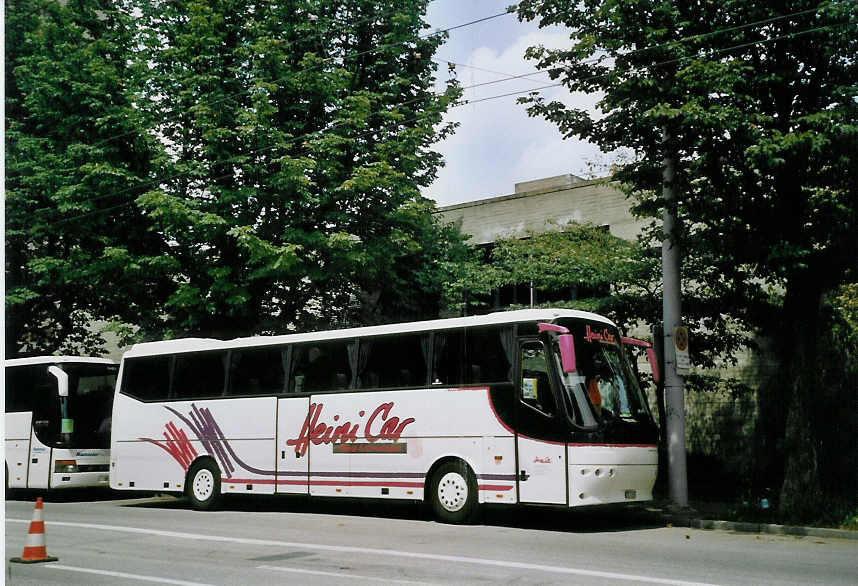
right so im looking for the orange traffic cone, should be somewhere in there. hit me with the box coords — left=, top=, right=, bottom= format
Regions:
left=10, top=497, right=58, bottom=564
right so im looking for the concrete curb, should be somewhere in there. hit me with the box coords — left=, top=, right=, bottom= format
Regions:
left=643, top=501, right=857, bottom=540
left=668, top=516, right=858, bottom=540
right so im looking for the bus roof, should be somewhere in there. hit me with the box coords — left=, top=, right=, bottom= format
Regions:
left=5, top=356, right=119, bottom=368
left=123, top=309, right=616, bottom=358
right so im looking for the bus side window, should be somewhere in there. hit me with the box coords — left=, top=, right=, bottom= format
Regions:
left=291, top=341, right=353, bottom=393
left=520, top=341, right=556, bottom=416
left=356, top=335, right=428, bottom=389
left=121, top=356, right=171, bottom=402
left=432, top=330, right=464, bottom=385
left=172, top=352, right=227, bottom=400
left=466, top=327, right=515, bottom=384
left=228, top=346, right=287, bottom=396
left=5, top=366, right=41, bottom=412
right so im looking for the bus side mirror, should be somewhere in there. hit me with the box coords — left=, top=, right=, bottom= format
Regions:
left=537, top=323, right=576, bottom=373
left=48, top=366, right=74, bottom=436
left=48, top=366, right=69, bottom=397
left=558, top=334, right=577, bottom=373
left=646, top=348, right=661, bottom=383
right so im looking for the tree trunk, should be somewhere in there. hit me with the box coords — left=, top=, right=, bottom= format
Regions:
left=776, top=284, right=825, bottom=521
left=778, top=383, right=823, bottom=521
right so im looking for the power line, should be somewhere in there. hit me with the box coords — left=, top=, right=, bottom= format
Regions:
left=14, top=3, right=514, bottom=154
left=437, top=4, right=837, bottom=94
left=468, top=19, right=853, bottom=103
left=25, top=20, right=853, bottom=228
left=12, top=4, right=516, bottom=220
left=434, top=58, right=553, bottom=92
left=40, top=19, right=853, bottom=226
left=13, top=3, right=826, bottom=159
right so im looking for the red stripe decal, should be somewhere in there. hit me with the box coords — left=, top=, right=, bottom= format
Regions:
left=450, top=386, right=489, bottom=392
left=478, top=484, right=514, bottom=491
left=223, top=479, right=425, bottom=488
left=568, top=443, right=657, bottom=448
left=308, top=480, right=424, bottom=488
left=486, top=388, right=516, bottom=434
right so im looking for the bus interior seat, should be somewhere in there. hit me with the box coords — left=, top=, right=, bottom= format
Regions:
left=399, top=369, right=411, bottom=386
left=363, top=371, right=379, bottom=388
left=333, top=373, right=348, bottom=389
left=470, top=364, right=481, bottom=382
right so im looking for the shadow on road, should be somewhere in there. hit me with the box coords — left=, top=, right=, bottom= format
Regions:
left=6, top=487, right=142, bottom=504
left=120, top=492, right=664, bottom=534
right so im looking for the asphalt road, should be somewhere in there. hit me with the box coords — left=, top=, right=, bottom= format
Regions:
left=5, top=491, right=857, bottom=586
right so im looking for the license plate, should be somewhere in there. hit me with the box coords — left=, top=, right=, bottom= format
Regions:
left=624, top=489, right=637, bottom=500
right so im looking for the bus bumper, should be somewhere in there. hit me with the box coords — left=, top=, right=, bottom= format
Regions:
left=567, top=445, right=658, bottom=507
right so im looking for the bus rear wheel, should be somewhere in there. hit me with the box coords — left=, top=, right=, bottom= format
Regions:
left=430, top=460, right=478, bottom=524
left=186, top=459, right=221, bottom=511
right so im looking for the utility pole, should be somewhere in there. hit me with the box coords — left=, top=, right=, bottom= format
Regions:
left=661, top=126, right=689, bottom=509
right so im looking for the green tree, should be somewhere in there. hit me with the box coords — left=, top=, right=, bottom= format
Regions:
left=5, top=0, right=169, bottom=355
left=443, top=222, right=657, bottom=324
left=6, top=0, right=463, bottom=353
left=135, top=0, right=461, bottom=338
left=517, top=0, right=857, bottom=518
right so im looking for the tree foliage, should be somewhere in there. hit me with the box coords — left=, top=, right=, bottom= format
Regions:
left=134, top=0, right=461, bottom=338
left=5, top=0, right=169, bottom=355
left=443, top=222, right=659, bottom=323
left=517, top=0, right=857, bottom=516
left=6, top=0, right=463, bottom=353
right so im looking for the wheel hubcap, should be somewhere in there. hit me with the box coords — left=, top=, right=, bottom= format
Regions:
left=192, top=469, right=214, bottom=501
left=437, top=471, right=468, bottom=512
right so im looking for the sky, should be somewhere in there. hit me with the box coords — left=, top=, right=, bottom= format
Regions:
left=424, top=1, right=607, bottom=207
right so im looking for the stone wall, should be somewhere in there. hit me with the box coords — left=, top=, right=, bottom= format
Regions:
left=436, top=175, right=645, bottom=244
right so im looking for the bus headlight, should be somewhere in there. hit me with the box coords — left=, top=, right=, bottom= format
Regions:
left=55, top=460, right=78, bottom=473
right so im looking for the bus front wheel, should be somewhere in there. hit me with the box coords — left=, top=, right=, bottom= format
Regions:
left=430, top=460, right=478, bottom=524
left=186, top=459, right=221, bottom=511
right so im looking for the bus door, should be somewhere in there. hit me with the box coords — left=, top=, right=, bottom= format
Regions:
left=276, top=396, right=310, bottom=494
left=27, top=427, right=51, bottom=489
left=5, top=412, right=32, bottom=489
left=515, top=340, right=567, bottom=504
left=28, top=369, right=63, bottom=489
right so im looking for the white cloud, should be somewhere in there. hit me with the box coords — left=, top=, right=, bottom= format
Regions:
left=425, top=24, right=611, bottom=206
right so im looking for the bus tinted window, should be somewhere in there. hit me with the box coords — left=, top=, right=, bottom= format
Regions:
left=5, top=366, right=44, bottom=412
left=121, top=356, right=171, bottom=401
left=292, top=341, right=353, bottom=393
left=229, top=347, right=287, bottom=396
left=432, top=329, right=465, bottom=385
left=467, top=327, right=515, bottom=383
left=357, top=335, right=429, bottom=389
left=173, top=352, right=227, bottom=399
left=520, top=341, right=556, bottom=416
left=66, top=364, right=118, bottom=448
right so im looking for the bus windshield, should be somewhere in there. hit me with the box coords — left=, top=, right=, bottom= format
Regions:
left=29, top=364, right=118, bottom=448
left=554, top=322, right=651, bottom=423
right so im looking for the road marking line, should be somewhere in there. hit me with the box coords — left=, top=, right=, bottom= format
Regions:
left=7, top=518, right=720, bottom=586
left=257, top=564, right=434, bottom=584
left=43, top=564, right=214, bottom=586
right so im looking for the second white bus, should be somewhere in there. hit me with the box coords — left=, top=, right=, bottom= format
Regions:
left=110, top=309, right=659, bottom=523
left=6, top=356, right=118, bottom=492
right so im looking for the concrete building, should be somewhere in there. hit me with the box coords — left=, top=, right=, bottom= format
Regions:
left=435, top=173, right=645, bottom=311
left=436, top=174, right=644, bottom=244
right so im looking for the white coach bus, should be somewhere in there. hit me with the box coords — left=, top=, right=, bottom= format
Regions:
left=5, top=356, right=118, bottom=491
left=110, top=309, right=660, bottom=523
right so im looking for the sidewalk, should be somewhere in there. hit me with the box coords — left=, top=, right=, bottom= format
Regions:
left=649, top=501, right=858, bottom=541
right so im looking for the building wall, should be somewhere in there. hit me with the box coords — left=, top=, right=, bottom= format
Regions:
left=436, top=174, right=645, bottom=244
